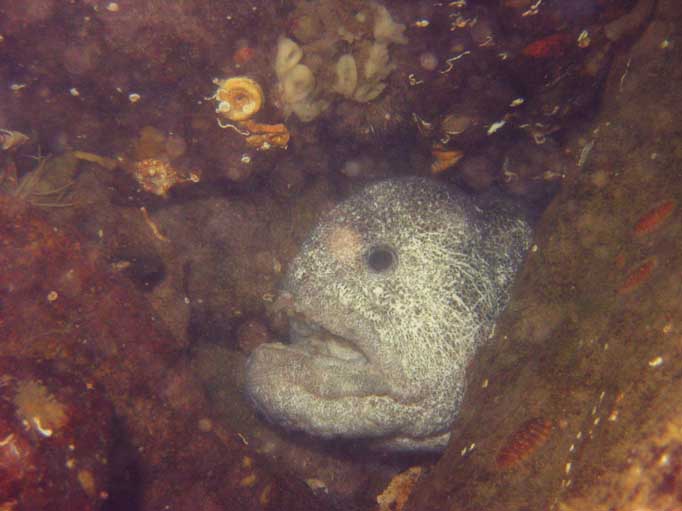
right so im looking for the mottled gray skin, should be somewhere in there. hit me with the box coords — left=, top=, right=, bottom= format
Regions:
left=245, top=178, right=531, bottom=451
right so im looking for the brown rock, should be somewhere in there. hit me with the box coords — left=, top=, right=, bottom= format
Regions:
left=0, top=195, right=327, bottom=511
left=405, top=2, right=682, bottom=509
left=237, top=319, right=274, bottom=355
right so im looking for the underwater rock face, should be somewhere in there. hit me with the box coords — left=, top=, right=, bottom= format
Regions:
left=246, top=178, right=531, bottom=451
left=0, top=194, right=329, bottom=511
left=404, top=2, right=682, bottom=508
left=0, top=357, right=112, bottom=511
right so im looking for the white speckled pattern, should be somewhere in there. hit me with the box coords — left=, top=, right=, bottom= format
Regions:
left=245, top=177, right=531, bottom=451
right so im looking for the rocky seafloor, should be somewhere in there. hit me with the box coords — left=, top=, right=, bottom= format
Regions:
left=2, top=0, right=681, bottom=510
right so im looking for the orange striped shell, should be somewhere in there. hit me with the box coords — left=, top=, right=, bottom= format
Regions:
left=496, top=417, right=553, bottom=469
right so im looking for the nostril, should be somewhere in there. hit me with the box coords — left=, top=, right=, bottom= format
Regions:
left=366, top=245, right=397, bottom=273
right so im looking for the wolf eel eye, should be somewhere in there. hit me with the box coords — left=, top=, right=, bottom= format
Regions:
left=366, top=244, right=397, bottom=273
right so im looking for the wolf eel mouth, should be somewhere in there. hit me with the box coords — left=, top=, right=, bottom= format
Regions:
left=270, top=290, right=371, bottom=364
left=287, top=314, right=370, bottom=365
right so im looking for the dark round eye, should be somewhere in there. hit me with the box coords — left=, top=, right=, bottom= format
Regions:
left=366, top=245, right=397, bottom=273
